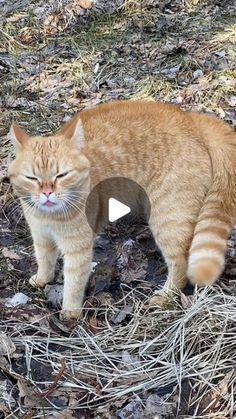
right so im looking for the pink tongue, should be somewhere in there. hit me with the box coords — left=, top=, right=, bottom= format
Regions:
left=45, top=201, right=54, bottom=207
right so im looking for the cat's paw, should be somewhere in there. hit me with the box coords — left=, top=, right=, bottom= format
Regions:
left=29, top=274, right=49, bottom=288
left=148, top=290, right=173, bottom=309
left=60, top=309, right=82, bottom=321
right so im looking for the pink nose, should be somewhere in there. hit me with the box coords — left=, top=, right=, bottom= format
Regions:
left=42, top=189, right=52, bottom=198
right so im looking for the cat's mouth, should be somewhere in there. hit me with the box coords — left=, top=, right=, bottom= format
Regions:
left=43, top=200, right=56, bottom=208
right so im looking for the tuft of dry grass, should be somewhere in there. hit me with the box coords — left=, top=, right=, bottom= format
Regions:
left=1, top=286, right=235, bottom=417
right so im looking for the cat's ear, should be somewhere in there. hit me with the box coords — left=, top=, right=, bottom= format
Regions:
left=9, top=123, right=29, bottom=151
left=58, top=115, right=84, bottom=149
left=71, top=118, right=84, bottom=149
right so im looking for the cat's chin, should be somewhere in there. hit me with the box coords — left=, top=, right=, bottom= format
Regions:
left=37, top=202, right=78, bottom=218
left=38, top=202, right=63, bottom=214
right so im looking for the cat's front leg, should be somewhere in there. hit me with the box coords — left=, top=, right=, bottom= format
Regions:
left=29, top=233, right=59, bottom=288
left=59, top=232, right=93, bottom=320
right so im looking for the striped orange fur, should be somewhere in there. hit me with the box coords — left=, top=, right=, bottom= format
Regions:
left=8, top=101, right=236, bottom=318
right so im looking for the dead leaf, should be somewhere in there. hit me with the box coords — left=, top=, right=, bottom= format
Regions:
left=198, top=370, right=235, bottom=414
left=215, top=50, right=226, bottom=58
left=2, top=247, right=22, bottom=260
left=227, top=96, right=236, bottom=107
left=121, top=350, right=141, bottom=371
left=0, top=96, right=35, bottom=110
left=43, top=15, right=59, bottom=34
left=142, top=394, right=175, bottom=418
left=17, top=378, right=45, bottom=407
left=192, top=69, right=203, bottom=80
left=50, top=315, right=71, bottom=333
left=0, top=379, right=16, bottom=411
left=5, top=292, right=29, bottom=307
left=88, top=317, right=104, bottom=335
left=0, top=332, right=16, bottom=356
left=44, top=284, right=63, bottom=308
left=96, top=291, right=114, bottom=306
left=161, top=64, right=181, bottom=78
left=78, top=0, right=92, bottom=9
left=112, top=305, right=133, bottom=324
left=0, top=356, right=11, bottom=371
left=88, top=317, right=101, bottom=334
left=118, top=398, right=144, bottom=419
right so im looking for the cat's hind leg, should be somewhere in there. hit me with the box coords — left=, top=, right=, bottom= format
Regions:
left=148, top=252, right=188, bottom=307
left=148, top=206, right=196, bottom=307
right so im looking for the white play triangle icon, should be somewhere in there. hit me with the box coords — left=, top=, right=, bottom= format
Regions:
left=108, top=197, right=131, bottom=222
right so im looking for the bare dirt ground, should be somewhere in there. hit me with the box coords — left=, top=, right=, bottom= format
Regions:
left=0, top=1, right=236, bottom=418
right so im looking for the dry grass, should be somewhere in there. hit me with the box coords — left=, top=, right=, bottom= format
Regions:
left=1, top=286, right=236, bottom=417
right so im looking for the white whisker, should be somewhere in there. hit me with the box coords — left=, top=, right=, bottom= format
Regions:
left=62, top=197, right=88, bottom=223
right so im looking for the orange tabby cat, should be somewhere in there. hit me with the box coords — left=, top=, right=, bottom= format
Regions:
left=8, top=101, right=236, bottom=319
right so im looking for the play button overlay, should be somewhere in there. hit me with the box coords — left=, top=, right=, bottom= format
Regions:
left=108, top=198, right=131, bottom=222
left=85, top=177, right=151, bottom=233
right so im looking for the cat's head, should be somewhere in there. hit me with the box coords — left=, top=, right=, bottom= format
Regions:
left=8, top=116, right=90, bottom=218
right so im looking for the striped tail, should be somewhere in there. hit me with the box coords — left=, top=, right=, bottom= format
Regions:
left=187, top=195, right=232, bottom=287
left=187, top=113, right=236, bottom=287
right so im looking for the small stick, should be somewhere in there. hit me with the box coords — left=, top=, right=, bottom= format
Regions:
left=41, top=358, right=66, bottom=398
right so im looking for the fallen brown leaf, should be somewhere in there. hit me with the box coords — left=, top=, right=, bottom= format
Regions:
left=198, top=370, right=235, bottom=414
left=0, top=332, right=16, bottom=356
left=2, top=247, right=22, bottom=260
left=17, top=378, right=46, bottom=408
left=78, top=0, right=92, bottom=9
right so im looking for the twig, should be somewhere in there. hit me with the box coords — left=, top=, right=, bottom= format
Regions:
left=41, top=358, right=66, bottom=398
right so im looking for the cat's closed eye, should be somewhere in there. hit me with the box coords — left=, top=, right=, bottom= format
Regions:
left=56, top=171, right=69, bottom=179
left=25, top=175, right=38, bottom=181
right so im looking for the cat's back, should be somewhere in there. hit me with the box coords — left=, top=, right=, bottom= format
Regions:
left=79, top=100, right=236, bottom=165
left=79, top=100, right=215, bottom=155
left=80, top=100, right=185, bottom=133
